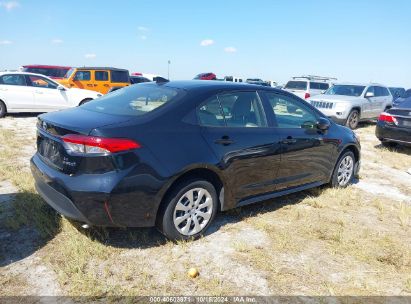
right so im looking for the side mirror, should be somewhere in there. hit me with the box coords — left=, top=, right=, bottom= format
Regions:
left=316, top=117, right=331, bottom=131
left=57, top=85, right=66, bottom=91
left=365, top=91, right=374, bottom=98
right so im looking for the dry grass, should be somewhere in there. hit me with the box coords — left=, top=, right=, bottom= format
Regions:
left=1, top=119, right=411, bottom=296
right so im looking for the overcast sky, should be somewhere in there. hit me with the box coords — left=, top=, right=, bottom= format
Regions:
left=1, top=0, right=410, bottom=87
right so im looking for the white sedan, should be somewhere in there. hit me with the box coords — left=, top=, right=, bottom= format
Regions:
left=0, top=72, right=102, bottom=117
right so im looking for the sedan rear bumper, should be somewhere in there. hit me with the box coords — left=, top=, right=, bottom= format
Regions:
left=375, top=122, right=411, bottom=146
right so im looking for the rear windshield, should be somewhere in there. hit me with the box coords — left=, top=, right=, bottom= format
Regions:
left=80, top=84, right=183, bottom=116
left=23, top=67, right=69, bottom=78
left=325, top=85, right=365, bottom=97
left=284, top=81, right=307, bottom=90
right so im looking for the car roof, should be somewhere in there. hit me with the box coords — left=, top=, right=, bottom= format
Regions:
left=23, top=64, right=71, bottom=69
left=0, top=71, right=57, bottom=79
left=333, top=82, right=388, bottom=87
left=157, top=80, right=279, bottom=92
left=75, top=67, right=129, bottom=72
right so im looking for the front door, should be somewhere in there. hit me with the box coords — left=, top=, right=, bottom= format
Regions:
left=262, top=91, right=336, bottom=190
left=198, top=91, right=282, bottom=205
left=25, top=75, right=68, bottom=111
left=72, top=70, right=95, bottom=91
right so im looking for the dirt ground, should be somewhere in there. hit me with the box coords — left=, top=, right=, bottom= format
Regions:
left=0, top=114, right=410, bottom=297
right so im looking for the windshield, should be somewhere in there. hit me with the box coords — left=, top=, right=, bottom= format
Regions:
left=23, top=67, right=69, bottom=78
left=64, top=68, right=75, bottom=79
left=325, top=85, right=366, bottom=97
left=80, top=84, right=183, bottom=116
left=284, top=81, right=307, bottom=90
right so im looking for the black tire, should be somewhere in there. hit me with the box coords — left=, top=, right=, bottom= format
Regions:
left=157, top=179, right=218, bottom=241
left=330, top=150, right=356, bottom=188
left=345, top=109, right=360, bottom=129
left=79, top=98, right=93, bottom=106
left=0, top=101, right=6, bottom=118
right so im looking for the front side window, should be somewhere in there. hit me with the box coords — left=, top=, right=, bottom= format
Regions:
left=74, top=71, right=91, bottom=81
left=284, top=81, right=308, bottom=90
left=27, top=75, right=58, bottom=89
left=219, top=92, right=267, bottom=127
left=265, top=93, right=318, bottom=129
left=381, top=87, right=390, bottom=96
left=325, top=85, right=366, bottom=97
left=95, top=71, right=109, bottom=81
left=0, top=74, right=26, bottom=86
left=197, top=92, right=267, bottom=128
left=81, top=84, right=181, bottom=116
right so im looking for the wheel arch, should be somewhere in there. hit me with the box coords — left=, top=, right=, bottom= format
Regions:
left=155, top=166, right=226, bottom=223
left=78, top=97, right=93, bottom=106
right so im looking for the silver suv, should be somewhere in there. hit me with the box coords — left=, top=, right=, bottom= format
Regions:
left=283, top=75, right=336, bottom=100
left=309, top=83, right=393, bottom=129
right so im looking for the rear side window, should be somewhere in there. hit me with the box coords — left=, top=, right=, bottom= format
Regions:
left=95, top=71, right=109, bottom=81
left=0, top=74, right=26, bottom=86
left=81, top=84, right=182, bottom=116
left=74, top=71, right=91, bottom=81
left=284, top=81, right=307, bottom=90
left=198, top=96, right=225, bottom=126
left=197, top=92, right=267, bottom=128
left=111, top=70, right=129, bottom=83
left=310, top=82, right=329, bottom=90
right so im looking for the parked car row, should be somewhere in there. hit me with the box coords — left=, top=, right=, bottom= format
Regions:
left=0, top=72, right=101, bottom=117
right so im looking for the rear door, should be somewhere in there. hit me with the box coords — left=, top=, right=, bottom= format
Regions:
left=94, top=70, right=110, bottom=93
left=0, top=74, right=35, bottom=110
left=198, top=91, right=282, bottom=204
left=25, top=74, right=69, bottom=111
left=262, top=91, right=336, bottom=189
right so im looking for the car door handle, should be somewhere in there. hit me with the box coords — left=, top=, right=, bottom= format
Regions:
left=281, top=136, right=297, bottom=144
left=35, top=90, right=43, bottom=94
left=214, top=136, right=234, bottom=145
left=86, top=84, right=93, bottom=87
left=0, top=88, right=7, bottom=91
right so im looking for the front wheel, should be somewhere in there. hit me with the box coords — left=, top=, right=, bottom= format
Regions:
left=331, top=151, right=355, bottom=188
left=157, top=180, right=218, bottom=240
left=345, top=110, right=360, bottom=129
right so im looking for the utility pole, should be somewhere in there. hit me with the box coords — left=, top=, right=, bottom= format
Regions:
left=168, top=60, right=171, bottom=80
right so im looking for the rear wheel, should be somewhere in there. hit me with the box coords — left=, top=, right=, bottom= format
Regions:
left=0, top=101, right=6, bottom=118
left=345, top=110, right=360, bottom=129
left=331, top=151, right=355, bottom=188
left=157, top=180, right=218, bottom=240
left=79, top=98, right=93, bottom=106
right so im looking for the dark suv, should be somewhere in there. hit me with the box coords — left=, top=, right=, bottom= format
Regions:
left=31, top=81, right=361, bottom=240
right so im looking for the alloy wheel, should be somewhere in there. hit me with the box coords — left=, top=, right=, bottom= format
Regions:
left=337, top=155, right=354, bottom=186
left=173, top=188, right=213, bottom=236
left=348, top=112, right=359, bottom=129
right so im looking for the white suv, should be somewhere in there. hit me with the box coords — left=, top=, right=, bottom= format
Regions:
left=309, top=83, right=393, bottom=129
left=283, top=75, right=336, bottom=100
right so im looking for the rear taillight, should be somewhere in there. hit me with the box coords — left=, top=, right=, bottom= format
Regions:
left=378, top=112, right=398, bottom=124
left=304, top=92, right=311, bottom=99
left=62, top=134, right=141, bottom=154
